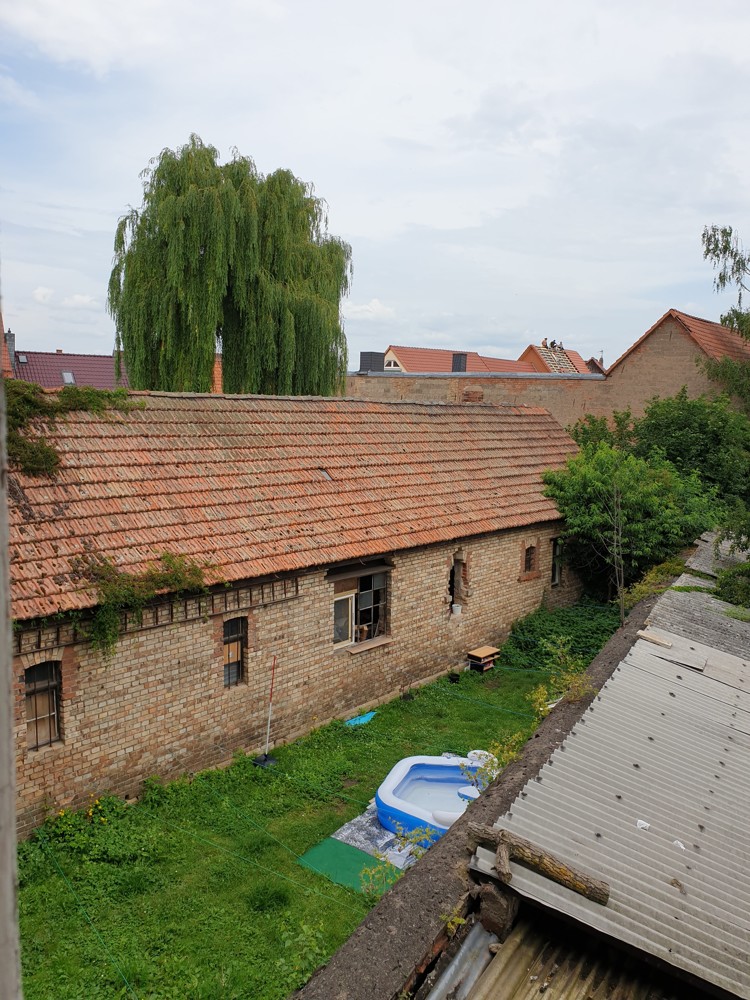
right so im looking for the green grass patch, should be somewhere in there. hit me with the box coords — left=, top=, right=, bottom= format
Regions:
left=622, top=556, right=687, bottom=610
left=19, top=602, right=619, bottom=999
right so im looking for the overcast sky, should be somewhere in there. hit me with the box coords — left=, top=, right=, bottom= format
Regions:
left=1, top=0, right=749, bottom=371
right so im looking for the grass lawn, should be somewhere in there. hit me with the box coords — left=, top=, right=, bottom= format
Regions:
left=18, top=602, right=619, bottom=1000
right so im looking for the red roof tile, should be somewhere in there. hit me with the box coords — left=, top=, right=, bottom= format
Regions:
left=519, top=345, right=592, bottom=375
left=8, top=394, right=575, bottom=620
left=608, top=309, right=750, bottom=372
left=14, top=351, right=129, bottom=389
left=386, top=346, right=536, bottom=373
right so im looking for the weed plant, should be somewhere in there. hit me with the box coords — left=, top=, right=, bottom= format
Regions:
left=18, top=602, right=619, bottom=1000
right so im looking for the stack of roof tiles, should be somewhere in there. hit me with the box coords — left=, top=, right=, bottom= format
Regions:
left=9, top=394, right=575, bottom=620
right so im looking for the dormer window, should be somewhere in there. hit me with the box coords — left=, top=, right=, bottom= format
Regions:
left=62, top=371, right=76, bottom=385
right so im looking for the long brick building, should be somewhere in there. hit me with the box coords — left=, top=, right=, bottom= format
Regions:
left=10, top=394, right=581, bottom=834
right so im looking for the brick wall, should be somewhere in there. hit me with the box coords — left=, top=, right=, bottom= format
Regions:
left=603, top=317, right=716, bottom=416
left=345, top=372, right=604, bottom=428
left=14, top=524, right=580, bottom=835
left=345, top=318, right=726, bottom=425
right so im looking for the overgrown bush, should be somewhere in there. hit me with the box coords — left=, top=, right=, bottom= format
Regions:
left=494, top=602, right=620, bottom=672
left=716, top=562, right=750, bottom=607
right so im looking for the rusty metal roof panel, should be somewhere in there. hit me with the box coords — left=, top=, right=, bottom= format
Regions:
left=472, top=614, right=750, bottom=998
left=467, top=917, right=686, bottom=1000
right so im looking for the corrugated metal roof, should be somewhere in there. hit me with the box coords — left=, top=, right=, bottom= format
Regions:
left=8, top=393, right=575, bottom=620
left=472, top=585, right=750, bottom=997
left=468, top=916, right=685, bottom=1000
left=646, top=587, right=750, bottom=660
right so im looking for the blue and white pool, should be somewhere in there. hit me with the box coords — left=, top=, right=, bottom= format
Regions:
left=375, top=754, right=481, bottom=842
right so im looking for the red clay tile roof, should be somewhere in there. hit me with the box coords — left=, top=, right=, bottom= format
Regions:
left=9, top=394, right=575, bottom=620
left=608, top=309, right=750, bottom=372
left=519, top=344, right=592, bottom=375
left=672, top=310, right=750, bottom=363
left=386, top=346, right=536, bottom=373
left=14, top=351, right=129, bottom=389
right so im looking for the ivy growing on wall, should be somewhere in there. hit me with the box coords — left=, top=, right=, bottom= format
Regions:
left=6, top=380, right=139, bottom=476
left=73, top=553, right=210, bottom=656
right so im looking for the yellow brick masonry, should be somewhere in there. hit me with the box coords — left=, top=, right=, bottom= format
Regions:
left=345, top=315, right=736, bottom=425
left=14, top=523, right=580, bottom=836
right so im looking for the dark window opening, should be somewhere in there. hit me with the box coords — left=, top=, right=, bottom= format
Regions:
left=223, top=618, right=247, bottom=687
left=449, top=551, right=467, bottom=606
left=524, top=545, right=537, bottom=574
left=551, top=538, right=563, bottom=586
left=25, top=661, right=61, bottom=749
left=333, top=572, right=389, bottom=645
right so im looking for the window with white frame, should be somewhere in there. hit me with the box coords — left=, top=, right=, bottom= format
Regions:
left=332, top=570, right=389, bottom=646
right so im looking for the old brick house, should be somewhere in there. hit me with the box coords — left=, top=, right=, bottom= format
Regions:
left=10, top=394, right=580, bottom=834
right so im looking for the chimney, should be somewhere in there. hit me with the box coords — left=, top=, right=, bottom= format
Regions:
left=5, top=328, right=14, bottom=372
left=56, top=348, right=63, bottom=354
left=358, top=351, right=385, bottom=373
left=451, top=352, right=467, bottom=372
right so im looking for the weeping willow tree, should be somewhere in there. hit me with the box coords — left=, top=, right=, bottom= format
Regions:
left=108, top=135, right=352, bottom=394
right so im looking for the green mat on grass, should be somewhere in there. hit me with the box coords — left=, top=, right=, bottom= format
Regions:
left=298, top=837, right=383, bottom=892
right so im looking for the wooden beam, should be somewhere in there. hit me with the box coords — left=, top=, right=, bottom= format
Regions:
left=468, top=822, right=610, bottom=906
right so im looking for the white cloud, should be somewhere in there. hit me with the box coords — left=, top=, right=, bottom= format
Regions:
left=0, top=71, right=40, bottom=110
left=32, top=286, right=54, bottom=303
left=343, top=298, right=396, bottom=322
left=61, top=293, right=96, bottom=308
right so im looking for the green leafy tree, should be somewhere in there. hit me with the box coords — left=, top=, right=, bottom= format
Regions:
left=108, top=135, right=352, bottom=394
left=543, top=444, right=714, bottom=620
left=632, top=387, right=750, bottom=503
left=702, top=225, right=750, bottom=410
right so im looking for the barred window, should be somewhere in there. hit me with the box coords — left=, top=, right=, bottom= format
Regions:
left=223, top=618, right=247, bottom=687
left=25, top=662, right=61, bottom=750
left=524, top=545, right=537, bottom=574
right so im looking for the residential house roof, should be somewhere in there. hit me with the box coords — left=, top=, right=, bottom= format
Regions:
left=385, top=346, right=536, bottom=373
left=13, top=350, right=129, bottom=389
left=518, top=344, right=591, bottom=375
left=12, top=348, right=224, bottom=392
left=608, top=308, right=750, bottom=373
left=471, top=558, right=750, bottom=999
left=9, top=394, right=575, bottom=620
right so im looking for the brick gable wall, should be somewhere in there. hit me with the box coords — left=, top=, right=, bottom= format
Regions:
left=14, top=525, right=580, bottom=835
left=345, top=316, right=731, bottom=425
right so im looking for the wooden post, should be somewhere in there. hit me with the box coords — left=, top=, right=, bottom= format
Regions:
left=467, top=822, right=610, bottom=906
left=0, top=378, right=23, bottom=997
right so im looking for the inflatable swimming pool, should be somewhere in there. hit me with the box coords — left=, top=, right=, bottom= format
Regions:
left=375, top=754, right=481, bottom=843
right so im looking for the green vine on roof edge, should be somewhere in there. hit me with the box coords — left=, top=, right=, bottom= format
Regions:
left=5, top=380, right=142, bottom=476
left=72, top=552, right=211, bottom=657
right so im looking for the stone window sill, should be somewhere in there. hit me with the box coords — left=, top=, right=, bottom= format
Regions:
left=337, top=635, right=393, bottom=655
left=518, top=570, right=542, bottom=583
